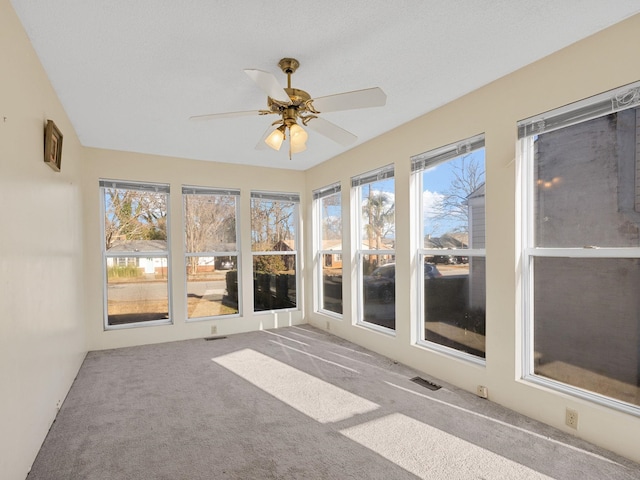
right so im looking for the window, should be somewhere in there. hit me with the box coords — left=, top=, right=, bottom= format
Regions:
left=352, top=165, right=395, bottom=331
left=251, top=191, right=299, bottom=312
left=100, top=180, right=170, bottom=328
left=412, top=134, right=486, bottom=359
left=519, top=81, right=640, bottom=411
left=314, top=182, right=343, bottom=315
left=183, top=186, right=240, bottom=319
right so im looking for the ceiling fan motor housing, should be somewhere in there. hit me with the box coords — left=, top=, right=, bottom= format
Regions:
left=267, top=88, right=312, bottom=111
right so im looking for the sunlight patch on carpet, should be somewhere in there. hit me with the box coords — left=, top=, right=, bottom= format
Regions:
left=213, top=349, right=379, bottom=423
left=340, top=413, right=554, bottom=479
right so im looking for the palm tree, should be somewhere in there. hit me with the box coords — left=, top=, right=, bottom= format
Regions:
left=363, top=186, right=395, bottom=271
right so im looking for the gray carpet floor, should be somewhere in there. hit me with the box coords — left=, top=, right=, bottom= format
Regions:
left=28, top=325, right=640, bottom=479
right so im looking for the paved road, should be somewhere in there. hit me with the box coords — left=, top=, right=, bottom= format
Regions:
left=437, top=265, right=470, bottom=277
left=108, top=267, right=468, bottom=302
left=108, top=278, right=226, bottom=300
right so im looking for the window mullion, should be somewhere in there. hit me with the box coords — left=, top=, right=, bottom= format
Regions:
left=528, top=247, right=640, bottom=258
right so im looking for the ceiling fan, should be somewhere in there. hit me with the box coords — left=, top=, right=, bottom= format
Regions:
left=190, top=58, right=386, bottom=159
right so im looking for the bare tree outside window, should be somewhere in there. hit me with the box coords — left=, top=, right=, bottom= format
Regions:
left=104, top=188, right=167, bottom=250
left=415, top=139, right=486, bottom=359
left=101, top=182, right=170, bottom=328
left=183, top=189, right=239, bottom=319
left=251, top=199, right=296, bottom=253
left=184, top=194, right=236, bottom=274
left=430, top=154, right=485, bottom=235
left=251, top=194, right=299, bottom=311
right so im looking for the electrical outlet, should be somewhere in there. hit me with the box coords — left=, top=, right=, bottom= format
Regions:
left=477, top=385, right=488, bottom=399
left=565, top=408, right=579, bottom=429
left=211, top=325, right=217, bottom=335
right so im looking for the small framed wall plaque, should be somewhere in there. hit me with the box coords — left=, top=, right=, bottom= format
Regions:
left=44, top=119, right=63, bottom=172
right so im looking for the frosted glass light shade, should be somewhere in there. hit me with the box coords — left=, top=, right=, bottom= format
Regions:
left=291, top=141, right=307, bottom=154
left=265, top=127, right=285, bottom=151
left=289, top=124, right=308, bottom=144
left=289, top=123, right=307, bottom=153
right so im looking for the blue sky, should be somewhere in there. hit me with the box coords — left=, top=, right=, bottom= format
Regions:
left=421, top=149, right=485, bottom=237
left=321, top=150, right=485, bottom=241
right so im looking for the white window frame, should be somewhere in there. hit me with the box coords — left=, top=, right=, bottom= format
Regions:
left=100, top=179, right=172, bottom=330
left=519, top=80, right=640, bottom=415
left=182, top=185, right=241, bottom=321
left=250, top=190, right=301, bottom=313
left=411, top=134, right=486, bottom=364
left=313, top=182, right=343, bottom=318
left=352, top=165, right=396, bottom=334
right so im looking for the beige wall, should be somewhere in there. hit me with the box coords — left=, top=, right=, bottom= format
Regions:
left=0, top=2, right=87, bottom=478
left=82, top=148, right=306, bottom=351
left=305, top=13, right=640, bottom=464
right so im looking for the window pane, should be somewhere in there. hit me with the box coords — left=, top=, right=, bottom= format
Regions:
left=357, top=173, right=395, bottom=330
left=186, top=256, right=238, bottom=318
left=424, top=256, right=486, bottom=357
left=251, top=198, right=297, bottom=251
left=184, top=189, right=239, bottom=319
left=185, top=194, right=237, bottom=252
left=320, top=191, right=342, bottom=244
left=534, top=107, right=640, bottom=248
left=321, top=254, right=342, bottom=314
left=253, top=254, right=296, bottom=311
left=421, top=149, right=485, bottom=247
left=103, top=187, right=167, bottom=251
left=360, top=179, right=395, bottom=250
left=251, top=193, right=298, bottom=312
left=106, top=257, right=169, bottom=325
left=318, top=189, right=342, bottom=315
left=533, top=257, right=640, bottom=407
left=102, top=182, right=170, bottom=328
left=419, top=144, right=486, bottom=358
left=362, top=254, right=395, bottom=329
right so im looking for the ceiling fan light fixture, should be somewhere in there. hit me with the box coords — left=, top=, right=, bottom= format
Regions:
left=289, top=123, right=308, bottom=143
left=265, top=125, right=285, bottom=151
left=290, top=140, right=307, bottom=154
left=191, top=57, right=386, bottom=159
left=289, top=123, right=308, bottom=154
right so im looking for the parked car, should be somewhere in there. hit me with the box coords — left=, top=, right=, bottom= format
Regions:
left=364, top=263, right=442, bottom=304
left=424, top=263, right=443, bottom=278
left=432, top=254, right=468, bottom=265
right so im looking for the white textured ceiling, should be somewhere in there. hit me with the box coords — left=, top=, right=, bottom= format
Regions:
left=11, top=1, right=640, bottom=170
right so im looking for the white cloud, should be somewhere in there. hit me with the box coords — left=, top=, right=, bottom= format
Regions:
left=422, top=189, right=443, bottom=221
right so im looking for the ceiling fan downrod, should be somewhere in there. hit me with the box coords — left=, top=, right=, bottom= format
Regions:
left=278, top=57, right=300, bottom=89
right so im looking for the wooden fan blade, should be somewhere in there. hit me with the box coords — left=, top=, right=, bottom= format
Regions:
left=244, top=69, right=291, bottom=104
left=305, top=117, right=357, bottom=146
left=189, top=110, right=261, bottom=121
left=311, top=87, right=386, bottom=113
